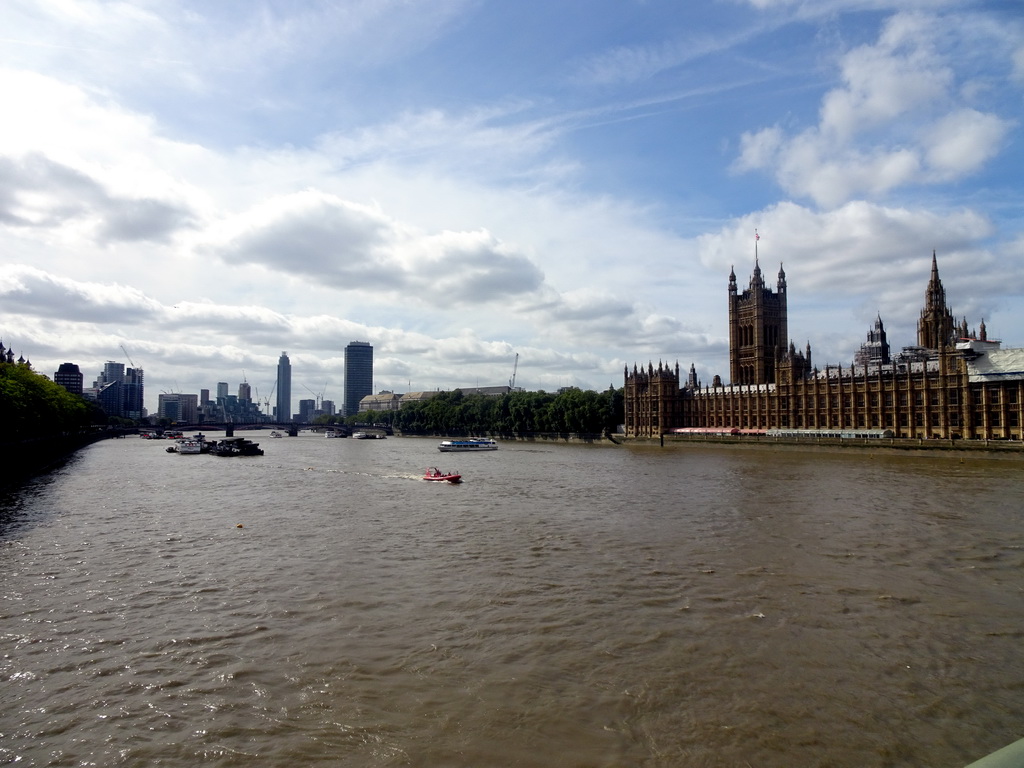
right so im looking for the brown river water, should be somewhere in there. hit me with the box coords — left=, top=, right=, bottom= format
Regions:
left=2, top=433, right=1022, bottom=767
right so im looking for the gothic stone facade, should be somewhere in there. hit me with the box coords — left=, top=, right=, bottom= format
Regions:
left=625, top=254, right=1024, bottom=441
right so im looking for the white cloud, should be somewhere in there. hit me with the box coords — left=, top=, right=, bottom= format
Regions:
left=732, top=11, right=1015, bottom=206
left=0, top=264, right=164, bottom=321
left=923, top=108, right=1013, bottom=180
left=201, top=189, right=546, bottom=305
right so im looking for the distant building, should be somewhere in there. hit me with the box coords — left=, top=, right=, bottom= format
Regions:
left=123, top=367, right=144, bottom=420
left=451, top=385, right=512, bottom=397
left=158, top=393, right=198, bottom=423
left=359, top=391, right=401, bottom=412
left=321, top=399, right=336, bottom=416
left=344, top=341, right=373, bottom=416
left=0, top=340, right=29, bottom=366
left=625, top=253, right=1024, bottom=440
left=158, top=393, right=182, bottom=422
left=276, top=352, right=292, bottom=421
left=385, top=387, right=512, bottom=411
left=853, top=315, right=892, bottom=367
left=88, top=360, right=144, bottom=419
left=399, top=391, right=437, bottom=407
left=298, top=398, right=316, bottom=422
left=54, top=363, right=83, bottom=396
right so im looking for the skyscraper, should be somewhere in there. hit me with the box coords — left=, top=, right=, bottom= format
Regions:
left=54, top=363, right=83, bottom=395
left=89, top=360, right=143, bottom=419
left=123, top=367, right=144, bottom=420
left=344, top=341, right=373, bottom=416
left=276, top=352, right=292, bottom=421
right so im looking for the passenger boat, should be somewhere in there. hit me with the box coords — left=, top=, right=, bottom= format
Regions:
left=423, top=468, right=462, bottom=483
left=209, top=437, right=264, bottom=456
left=438, top=438, right=498, bottom=452
left=352, top=431, right=386, bottom=439
left=325, top=429, right=344, bottom=438
left=270, top=431, right=284, bottom=438
left=176, top=436, right=205, bottom=454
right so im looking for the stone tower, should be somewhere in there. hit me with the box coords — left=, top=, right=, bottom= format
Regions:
left=917, top=251, right=955, bottom=350
left=728, top=260, right=788, bottom=385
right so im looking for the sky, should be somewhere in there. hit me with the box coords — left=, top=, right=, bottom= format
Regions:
left=0, top=0, right=1022, bottom=417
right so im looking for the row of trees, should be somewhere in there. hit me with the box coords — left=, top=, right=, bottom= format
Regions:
left=0, top=361, right=104, bottom=440
left=316, top=387, right=624, bottom=436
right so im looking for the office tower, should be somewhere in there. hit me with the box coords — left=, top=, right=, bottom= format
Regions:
left=216, top=382, right=229, bottom=402
left=157, top=393, right=196, bottom=423
left=157, top=393, right=181, bottom=422
left=276, top=352, right=292, bottom=421
left=54, top=363, right=83, bottom=395
left=298, top=399, right=316, bottom=423
left=238, top=382, right=251, bottom=402
left=177, top=393, right=198, bottom=423
left=200, top=389, right=210, bottom=406
left=124, top=367, right=144, bottom=419
left=90, top=360, right=142, bottom=419
left=96, top=361, right=125, bottom=388
left=344, top=341, right=373, bottom=416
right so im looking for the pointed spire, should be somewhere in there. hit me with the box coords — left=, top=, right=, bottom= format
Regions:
left=750, top=256, right=763, bottom=288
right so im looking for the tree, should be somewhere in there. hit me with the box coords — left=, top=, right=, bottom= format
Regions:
left=0, top=363, right=93, bottom=440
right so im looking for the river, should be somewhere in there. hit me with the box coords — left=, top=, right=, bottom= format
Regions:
left=2, top=432, right=1022, bottom=767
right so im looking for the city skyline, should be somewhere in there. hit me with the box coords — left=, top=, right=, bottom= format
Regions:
left=0, top=2, right=1021, bottom=416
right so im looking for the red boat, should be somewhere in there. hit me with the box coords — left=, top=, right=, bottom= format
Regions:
left=423, top=467, right=462, bottom=483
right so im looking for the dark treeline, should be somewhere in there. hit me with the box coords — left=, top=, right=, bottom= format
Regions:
left=1, top=361, right=116, bottom=489
left=317, top=387, right=625, bottom=436
left=0, top=362, right=104, bottom=440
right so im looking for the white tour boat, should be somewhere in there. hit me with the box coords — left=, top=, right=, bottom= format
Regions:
left=438, top=438, right=498, bottom=452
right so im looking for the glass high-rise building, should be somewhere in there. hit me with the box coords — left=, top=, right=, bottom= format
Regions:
left=344, top=341, right=373, bottom=416
left=90, top=360, right=143, bottom=419
left=123, top=367, right=144, bottom=420
left=276, top=352, right=292, bottom=421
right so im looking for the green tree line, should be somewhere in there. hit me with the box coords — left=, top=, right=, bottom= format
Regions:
left=316, top=387, right=624, bottom=436
left=0, top=363, right=103, bottom=440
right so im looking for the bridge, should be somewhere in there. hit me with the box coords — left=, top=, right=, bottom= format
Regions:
left=159, top=423, right=393, bottom=437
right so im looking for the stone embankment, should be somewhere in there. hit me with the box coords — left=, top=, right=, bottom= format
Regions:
left=640, top=433, right=1024, bottom=459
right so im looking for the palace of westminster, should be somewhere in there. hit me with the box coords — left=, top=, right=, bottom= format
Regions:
left=624, top=252, right=1024, bottom=441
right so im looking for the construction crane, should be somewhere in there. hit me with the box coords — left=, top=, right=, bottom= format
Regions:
left=509, top=352, right=519, bottom=390
left=303, top=384, right=323, bottom=410
left=264, top=381, right=276, bottom=415
left=120, top=344, right=136, bottom=367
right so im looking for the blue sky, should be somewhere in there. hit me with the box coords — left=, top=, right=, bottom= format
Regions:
left=0, top=0, right=1021, bottom=415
